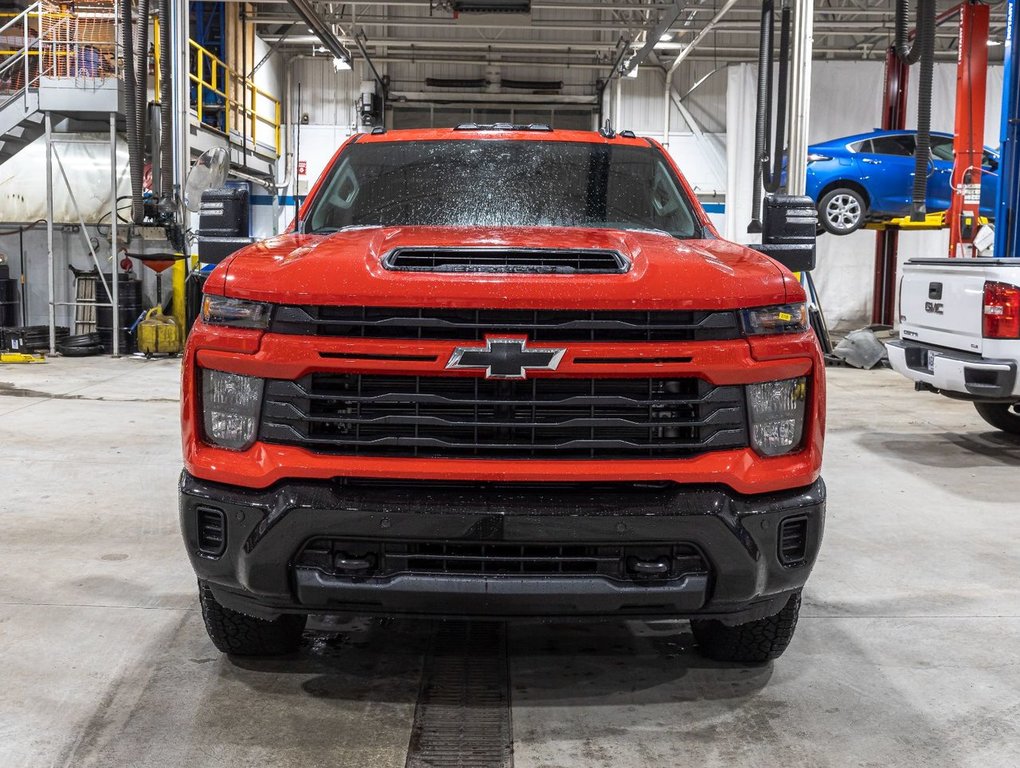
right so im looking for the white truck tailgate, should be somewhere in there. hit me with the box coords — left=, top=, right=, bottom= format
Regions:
left=898, top=259, right=1020, bottom=354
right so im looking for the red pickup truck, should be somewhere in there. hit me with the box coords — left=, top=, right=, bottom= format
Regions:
left=181, top=126, right=826, bottom=663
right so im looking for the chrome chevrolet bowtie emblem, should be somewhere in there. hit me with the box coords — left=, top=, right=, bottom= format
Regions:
left=446, top=337, right=566, bottom=379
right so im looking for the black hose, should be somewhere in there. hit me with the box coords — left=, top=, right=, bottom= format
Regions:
left=121, top=0, right=142, bottom=224
left=159, top=0, right=173, bottom=203
left=748, top=0, right=774, bottom=233
left=912, top=0, right=935, bottom=221
left=134, top=0, right=150, bottom=173
left=894, top=0, right=925, bottom=65
left=894, top=0, right=936, bottom=221
left=763, top=0, right=792, bottom=193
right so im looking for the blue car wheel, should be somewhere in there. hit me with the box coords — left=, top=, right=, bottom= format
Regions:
left=818, top=187, right=867, bottom=235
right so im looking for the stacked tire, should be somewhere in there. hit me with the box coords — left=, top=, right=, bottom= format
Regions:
left=56, top=332, right=103, bottom=357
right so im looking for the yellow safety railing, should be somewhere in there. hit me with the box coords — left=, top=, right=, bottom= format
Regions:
left=154, top=17, right=281, bottom=156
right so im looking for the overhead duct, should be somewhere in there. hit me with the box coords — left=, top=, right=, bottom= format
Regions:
left=425, top=77, right=488, bottom=89
left=501, top=78, right=561, bottom=91
left=451, top=1, right=531, bottom=11
left=285, top=0, right=351, bottom=63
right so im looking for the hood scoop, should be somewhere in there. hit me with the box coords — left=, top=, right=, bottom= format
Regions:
left=381, top=247, right=630, bottom=275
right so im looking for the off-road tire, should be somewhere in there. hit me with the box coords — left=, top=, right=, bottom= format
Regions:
left=198, top=581, right=306, bottom=656
left=973, top=402, right=1020, bottom=435
left=691, top=591, right=801, bottom=663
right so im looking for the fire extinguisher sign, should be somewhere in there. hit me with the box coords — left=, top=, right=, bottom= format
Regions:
left=298, top=160, right=307, bottom=177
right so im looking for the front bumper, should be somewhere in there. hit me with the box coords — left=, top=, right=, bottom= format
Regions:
left=887, top=339, right=1019, bottom=400
left=180, top=472, right=825, bottom=623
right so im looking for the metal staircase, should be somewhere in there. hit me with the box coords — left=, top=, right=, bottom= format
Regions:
left=0, top=3, right=44, bottom=164
left=0, top=2, right=118, bottom=166
left=0, top=111, right=44, bottom=164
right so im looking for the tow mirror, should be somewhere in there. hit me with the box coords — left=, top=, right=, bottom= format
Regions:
left=753, top=194, right=817, bottom=272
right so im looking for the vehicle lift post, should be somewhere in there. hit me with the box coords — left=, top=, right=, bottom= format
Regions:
left=872, top=2, right=990, bottom=322
left=994, top=0, right=1020, bottom=258
left=948, top=1, right=990, bottom=258
left=872, top=47, right=911, bottom=325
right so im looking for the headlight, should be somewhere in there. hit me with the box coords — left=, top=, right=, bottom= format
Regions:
left=201, top=369, right=264, bottom=450
left=742, top=303, right=809, bottom=335
left=746, top=377, right=807, bottom=457
left=201, top=295, right=271, bottom=329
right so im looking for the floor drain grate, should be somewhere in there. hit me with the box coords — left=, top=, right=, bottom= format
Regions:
left=405, top=621, right=513, bottom=768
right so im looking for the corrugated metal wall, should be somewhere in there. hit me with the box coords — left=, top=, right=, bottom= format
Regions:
left=291, top=57, right=361, bottom=127
left=614, top=62, right=726, bottom=135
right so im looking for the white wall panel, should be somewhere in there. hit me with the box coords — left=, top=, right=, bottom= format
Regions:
left=253, top=35, right=285, bottom=126
left=291, top=57, right=360, bottom=128
left=572, top=61, right=727, bottom=137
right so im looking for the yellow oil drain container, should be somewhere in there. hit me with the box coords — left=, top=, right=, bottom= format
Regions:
left=136, top=307, right=182, bottom=357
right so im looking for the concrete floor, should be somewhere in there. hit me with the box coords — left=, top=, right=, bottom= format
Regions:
left=1, top=357, right=1019, bottom=768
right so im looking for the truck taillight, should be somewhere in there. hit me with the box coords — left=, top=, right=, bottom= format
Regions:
left=982, top=281, right=1020, bottom=339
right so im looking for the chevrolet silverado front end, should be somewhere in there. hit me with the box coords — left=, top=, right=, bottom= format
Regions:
left=180, top=127, right=826, bottom=663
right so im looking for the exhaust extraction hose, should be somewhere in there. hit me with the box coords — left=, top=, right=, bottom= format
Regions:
left=748, top=0, right=774, bottom=233
left=895, top=0, right=936, bottom=221
left=120, top=0, right=143, bottom=224
left=134, top=0, right=150, bottom=199
left=762, top=0, right=792, bottom=194
left=158, top=0, right=173, bottom=204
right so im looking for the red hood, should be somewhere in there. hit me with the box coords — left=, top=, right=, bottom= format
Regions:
left=213, top=226, right=794, bottom=310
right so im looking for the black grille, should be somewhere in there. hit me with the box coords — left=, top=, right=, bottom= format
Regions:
left=778, top=516, right=808, bottom=566
left=196, top=507, right=226, bottom=557
left=270, top=306, right=741, bottom=342
left=259, top=374, right=748, bottom=459
left=382, top=247, right=629, bottom=274
left=295, top=539, right=708, bottom=581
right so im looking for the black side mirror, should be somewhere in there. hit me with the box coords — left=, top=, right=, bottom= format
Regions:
left=752, top=194, right=817, bottom=272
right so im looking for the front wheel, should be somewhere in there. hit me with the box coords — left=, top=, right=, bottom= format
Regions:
left=198, top=581, right=306, bottom=656
left=973, top=402, right=1020, bottom=435
left=818, top=187, right=867, bottom=235
left=691, top=592, right=801, bottom=663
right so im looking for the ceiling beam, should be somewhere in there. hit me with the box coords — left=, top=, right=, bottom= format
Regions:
left=285, top=0, right=352, bottom=62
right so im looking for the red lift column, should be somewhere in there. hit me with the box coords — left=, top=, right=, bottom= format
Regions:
left=948, top=1, right=990, bottom=258
left=872, top=48, right=911, bottom=325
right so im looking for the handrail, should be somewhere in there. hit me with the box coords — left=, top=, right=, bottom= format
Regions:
left=189, top=38, right=282, bottom=156
left=0, top=3, right=40, bottom=114
left=0, top=2, right=39, bottom=36
left=153, top=16, right=281, bottom=156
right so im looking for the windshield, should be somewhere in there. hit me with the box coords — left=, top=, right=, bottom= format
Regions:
left=303, top=139, right=702, bottom=238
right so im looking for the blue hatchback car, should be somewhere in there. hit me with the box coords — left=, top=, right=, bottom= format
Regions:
left=805, top=130, right=1000, bottom=235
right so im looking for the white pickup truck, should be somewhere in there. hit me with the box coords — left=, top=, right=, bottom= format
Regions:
left=887, top=258, right=1020, bottom=435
